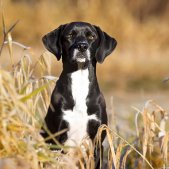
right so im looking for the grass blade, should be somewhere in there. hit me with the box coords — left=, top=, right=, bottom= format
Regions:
left=7, top=20, right=19, bottom=34
left=20, top=83, right=49, bottom=102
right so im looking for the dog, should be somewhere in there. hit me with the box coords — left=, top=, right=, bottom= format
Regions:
left=41, top=21, right=117, bottom=168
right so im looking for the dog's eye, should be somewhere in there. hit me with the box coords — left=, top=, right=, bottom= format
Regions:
left=66, top=31, right=76, bottom=39
left=88, top=35, right=95, bottom=40
left=67, top=33, right=73, bottom=39
left=86, top=33, right=95, bottom=40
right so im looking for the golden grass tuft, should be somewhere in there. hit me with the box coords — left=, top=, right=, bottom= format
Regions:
left=1, top=0, right=169, bottom=91
left=0, top=46, right=169, bottom=168
left=0, top=18, right=169, bottom=169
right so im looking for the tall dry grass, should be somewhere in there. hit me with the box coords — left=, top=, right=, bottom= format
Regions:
left=1, top=0, right=169, bottom=47
left=0, top=15, right=169, bottom=168
left=1, top=0, right=169, bottom=91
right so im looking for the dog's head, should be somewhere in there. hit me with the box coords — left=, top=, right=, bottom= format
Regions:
left=42, top=22, right=117, bottom=64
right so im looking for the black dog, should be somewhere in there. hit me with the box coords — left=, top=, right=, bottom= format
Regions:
left=41, top=22, right=117, bottom=167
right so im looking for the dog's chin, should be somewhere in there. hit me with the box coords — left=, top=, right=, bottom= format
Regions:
left=76, top=58, right=86, bottom=63
left=75, top=57, right=89, bottom=69
left=72, top=50, right=90, bottom=67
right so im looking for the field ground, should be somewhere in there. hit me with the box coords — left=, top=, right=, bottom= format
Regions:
left=105, top=90, right=169, bottom=136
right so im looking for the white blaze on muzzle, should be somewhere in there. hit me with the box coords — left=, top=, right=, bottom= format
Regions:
left=73, top=49, right=90, bottom=63
left=76, top=58, right=86, bottom=63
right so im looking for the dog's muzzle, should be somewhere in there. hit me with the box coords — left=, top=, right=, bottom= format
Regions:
left=73, top=42, right=90, bottom=63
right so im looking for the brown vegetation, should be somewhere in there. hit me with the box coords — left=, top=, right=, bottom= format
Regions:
left=0, top=2, right=169, bottom=168
left=0, top=52, right=168, bottom=168
left=1, top=0, right=169, bottom=90
left=0, top=11, right=169, bottom=167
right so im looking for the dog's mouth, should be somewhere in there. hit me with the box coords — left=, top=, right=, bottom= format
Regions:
left=76, top=53, right=87, bottom=63
left=73, top=49, right=89, bottom=63
left=76, top=57, right=86, bottom=63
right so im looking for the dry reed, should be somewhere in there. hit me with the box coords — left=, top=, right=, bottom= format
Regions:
left=0, top=12, right=169, bottom=169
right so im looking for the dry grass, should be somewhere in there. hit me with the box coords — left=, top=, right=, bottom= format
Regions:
left=0, top=0, right=169, bottom=90
left=0, top=54, right=169, bottom=168
left=1, top=0, right=169, bottom=91
left=0, top=3, right=169, bottom=168
left=1, top=0, right=169, bottom=47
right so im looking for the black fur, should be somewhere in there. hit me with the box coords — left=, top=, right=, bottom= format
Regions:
left=41, top=22, right=117, bottom=168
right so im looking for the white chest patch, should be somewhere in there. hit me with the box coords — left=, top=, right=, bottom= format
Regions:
left=62, top=69, right=97, bottom=146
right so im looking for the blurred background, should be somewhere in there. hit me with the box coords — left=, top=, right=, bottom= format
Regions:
left=1, top=0, right=169, bottom=134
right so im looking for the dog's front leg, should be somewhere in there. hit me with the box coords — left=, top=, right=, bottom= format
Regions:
left=41, top=105, right=69, bottom=146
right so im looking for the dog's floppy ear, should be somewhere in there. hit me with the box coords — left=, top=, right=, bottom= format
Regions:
left=94, top=26, right=117, bottom=63
left=42, top=25, right=65, bottom=61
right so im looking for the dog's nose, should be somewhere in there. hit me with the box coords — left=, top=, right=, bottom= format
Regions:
left=77, top=42, right=88, bottom=52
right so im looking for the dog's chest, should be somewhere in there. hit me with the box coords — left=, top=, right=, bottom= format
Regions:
left=71, top=69, right=89, bottom=112
left=63, top=69, right=97, bottom=146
